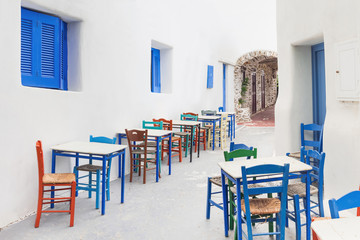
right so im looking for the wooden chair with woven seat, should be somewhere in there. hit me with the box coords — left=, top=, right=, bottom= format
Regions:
left=236, top=163, right=290, bottom=240
left=35, top=140, right=76, bottom=228
left=182, top=112, right=207, bottom=152
left=126, top=129, right=158, bottom=184
left=153, top=118, right=182, bottom=164
left=206, top=142, right=256, bottom=226
left=208, top=113, right=228, bottom=150
left=285, top=148, right=325, bottom=240
left=73, top=135, right=116, bottom=209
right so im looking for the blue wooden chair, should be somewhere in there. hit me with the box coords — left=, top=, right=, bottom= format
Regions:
left=73, top=135, right=116, bottom=209
left=238, top=163, right=290, bottom=240
left=329, top=190, right=360, bottom=218
left=218, top=107, right=224, bottom=112
left=205, top=143, right=255, bottom=221
left=285, top=149, right=325, bottom=240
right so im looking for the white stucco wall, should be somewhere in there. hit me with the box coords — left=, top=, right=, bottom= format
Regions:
left=0, top=0, right=276, bottom=228
left=276, top=0, right=360, bottom=206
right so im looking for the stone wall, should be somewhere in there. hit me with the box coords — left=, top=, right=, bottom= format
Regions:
left=234, top=50, right=278, bottom=122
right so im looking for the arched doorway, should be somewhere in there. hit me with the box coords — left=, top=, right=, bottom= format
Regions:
left=234, top=50, right=278, bottom=123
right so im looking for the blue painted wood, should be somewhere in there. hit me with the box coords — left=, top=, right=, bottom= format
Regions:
left=142, top=120, right=163, bottom=129
left=218, top=107, right=224, bottom=112
left=329, top=190, right=360, bottom=218
left=223, top=64, right=226, bottom=111
left=21, top=8, right=67, bottom=90
left=311, top=43, right=326, bottom=126
left=151, top=48, right=161, bottom=93
left=301, top=123, right=324, bottom=152
left=207, top=65, right=214, bottom=88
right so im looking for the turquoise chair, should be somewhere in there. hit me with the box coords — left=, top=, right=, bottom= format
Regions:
left=73, top=135, right=116, bottom=209
left=142, top=120, right=163, bottom=130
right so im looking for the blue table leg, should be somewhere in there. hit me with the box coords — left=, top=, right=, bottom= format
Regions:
left=51, top=150, right=56, bottom=208
left=236, top=178, right=243, bottom=240
left=305, top=171, right=311, bottom=239
left=101, top=156, right=106, bottom=215
left=75, top=153, right=79, bottom=197
left=120, top=151, right=125, bottom=203
left=156, top=137, right=160, bottom=182
left=212, top=120, right=216, bottom=150
left=168, top=134, right=172, bottom=175
left=221, top=170, right=229, bottom=237
left=233, top=114, right=236, bottom=139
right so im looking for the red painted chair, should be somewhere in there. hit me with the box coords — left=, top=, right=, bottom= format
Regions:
left=182, top=112, right=207, bottom=152
left=153, top=118, right=182, bottom=164
left=35, top=140, right=76, bottom=228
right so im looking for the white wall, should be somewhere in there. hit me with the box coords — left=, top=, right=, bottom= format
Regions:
left=276, top=0, right=360, bottom=206
left=0, top=0, right=277, bottom=227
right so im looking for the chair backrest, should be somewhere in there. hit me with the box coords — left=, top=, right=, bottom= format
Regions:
left=125, top=129, right=148, bottom=154
left=301, top=123, right=324, bottom=152
left=180, top=113, right=198, bottom=121
left=220, top=113, right=228, bottom=130
left=143, top=120, right=163, bottom=130
left=201, top=110, right=217, bottom=116
left=304, top=149, right=325, bottom=191
left=241, top=163, right=290, bottom=215
left=218, top=107, right=224, bottom=112
left=153, top=118, right=172, bottom=130
left=90, top=135, right=116, bottom=144
left=36, top=140, right=45, bottom=183
left=329, top=190, right=360, bottom=218
left=230, top=142, right=254, bottom=160
left=223, top=148, right=257, bottom=162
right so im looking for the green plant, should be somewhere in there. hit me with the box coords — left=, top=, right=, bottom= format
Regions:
left=238, top=77, right=249, bottom=106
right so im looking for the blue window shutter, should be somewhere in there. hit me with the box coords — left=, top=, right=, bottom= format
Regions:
left=207, top=65, right=214, bottom=88
left=151, top=48, right=161, bottom=93
left=21, top=8, right=66, bottom=90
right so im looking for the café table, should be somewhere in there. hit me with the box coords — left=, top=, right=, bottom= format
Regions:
left=197, top=115, right=221, bottom=150
left=218, top=156, right=313, bottom=240
left=311, top=217, right=360, bottom=240
left=217, top=111, right=236, bottom=141
left=117, top=128, right=172, bottom=182
left=51, top=141, right=127, bottom=215
left=172, top=120, right=201, bottom=162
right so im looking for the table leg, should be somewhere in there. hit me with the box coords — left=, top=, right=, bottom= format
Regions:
left=190, top=126, right=193, bottom=162
left=101, top=156, right=106, bottom=215
left=212, top=120, right=216, bottom=150
left=168, top=134, right=172, bottom=175
left=221, top=171, right=229, bottom=237
left=75, top=153, right=79, bottom=197
left=236, top=178, right=243, bottom=240
left=120, top=151, right=125, bottom=203
left=305, top=171, right=311, bottom=240
left=197, top=124, right=200, bottom=157
left=233, top=114, right=236, bottom=139
left=156, top=137, right=160, bottom=182
left=51, top=150, right=56, bottom=208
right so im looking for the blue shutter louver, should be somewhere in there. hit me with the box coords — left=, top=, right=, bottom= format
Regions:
left=21, top=19, right=33, bottom=75
left=41, top=23, right=55, bottom=78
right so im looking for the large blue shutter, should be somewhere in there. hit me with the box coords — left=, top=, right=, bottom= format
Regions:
left=21, top=8, right=66, bottom=90
left=151, top=48, right=161, bottom=93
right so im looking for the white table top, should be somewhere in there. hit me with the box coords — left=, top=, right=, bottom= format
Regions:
left=118, top=128, right=172, bottom=137
left=311, top=217, right=360, bottom=240
left=218, top=156, right=312, bottom=179
left=198, top=115, right=221, bottom=120
left=217, top=111, right=235, bottom=115
left=51, top=141, right=127, bottom=155
left=172, top=120, right=200, bottom=126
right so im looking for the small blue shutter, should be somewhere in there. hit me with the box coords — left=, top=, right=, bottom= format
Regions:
left=21, top=8, right=66, bottom=90
left=207, top=65, right=214, bottom=88
left=151, top=48, right=161, bottom=93
left=60, top=21, right=68, bottom=90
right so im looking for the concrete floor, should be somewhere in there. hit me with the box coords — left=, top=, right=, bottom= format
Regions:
left=0, top=127, right=304, bottom=240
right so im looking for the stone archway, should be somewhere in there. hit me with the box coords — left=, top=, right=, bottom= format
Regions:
left=234, top=50, right=278, bottom=123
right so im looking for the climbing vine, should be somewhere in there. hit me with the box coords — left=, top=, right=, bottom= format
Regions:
left=238, top=77, right=249, bottom=106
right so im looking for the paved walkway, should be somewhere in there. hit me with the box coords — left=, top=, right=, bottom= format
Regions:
left=0, top=126, right=304, bottom=240
left=239, top=105, right=275, bottom=127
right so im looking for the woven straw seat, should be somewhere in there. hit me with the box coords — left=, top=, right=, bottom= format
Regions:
left=287, top=182, right=318, bottom=197
left=241, top=198, right=281, bottom=215
left=138, top=142, right=157, bottom=147
left=209, top=176, right=228, bottom=187
left=132, top=149, right=157, bottom=154
left=43, top=173, right=75, bottom=184
left=288, top=152, right=301, bottom=159
left=76, top=164, right=103, bottom=172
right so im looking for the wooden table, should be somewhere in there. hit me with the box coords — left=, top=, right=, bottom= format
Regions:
left=172, top=120, right=201, bottom=162
left=51, top=141, right=127, bottom=215
left=217, top=111, right=236, bottom=141
left=197, top=115, right=221, bottom=150
left=118, top=128, right=172, bottom=182
left=218, top=156, right=313, bottom=240
left=311, top=217, right=360, bottom=240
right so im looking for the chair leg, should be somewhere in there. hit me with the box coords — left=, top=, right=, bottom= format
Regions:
left=69, top=181, right=76, bottom=227
left=95, top=170, right=100, bottom=209
left=88, top=171, right=92, bottom=198
left=268, top=193, right=274, bottom=232
left=35, top=185, right=43, bottom=228
left=130, top=159, right=133, bottom=182
left=143, top=158, right=146, bottom=184
left=293, top=194, right=301, bottom=240
left=206, top=178, right=212, bottom=219
left=178, top=139, right=182, bottom=162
